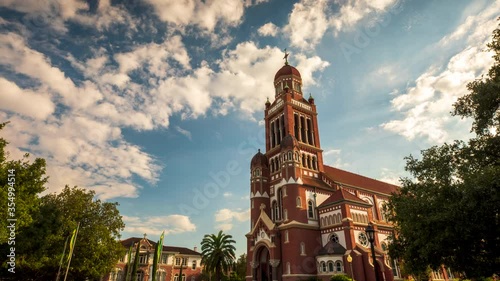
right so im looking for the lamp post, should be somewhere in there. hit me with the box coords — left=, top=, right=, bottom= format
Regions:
left=347, top=254, right=354, bottom=281
left=365, top=223, right=380, bottom=281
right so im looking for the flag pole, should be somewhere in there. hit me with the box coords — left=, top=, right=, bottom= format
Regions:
left=55, top=235, right=70, bottom=281
left=64, top=222, right=80, bottom=281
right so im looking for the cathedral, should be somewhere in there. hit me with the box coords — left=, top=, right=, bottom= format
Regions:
left=245, top=58, right=403, bottom=281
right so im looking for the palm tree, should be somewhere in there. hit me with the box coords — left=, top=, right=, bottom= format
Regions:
left=201, top=230, right=236, bottom=281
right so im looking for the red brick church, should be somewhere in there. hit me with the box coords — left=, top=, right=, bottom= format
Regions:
left=245, top=59, right=403, bottom=281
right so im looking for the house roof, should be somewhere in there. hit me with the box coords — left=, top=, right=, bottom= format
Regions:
left=323, top=165, right=399, bottom=195
left=121, top=237, right=201, bottom=256
left=301, top=176, right=331, bottom=189
left=318, top=188, right=371, bottom=208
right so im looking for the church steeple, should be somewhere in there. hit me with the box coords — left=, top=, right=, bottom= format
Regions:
left=265, top=55, right=324, bottom=176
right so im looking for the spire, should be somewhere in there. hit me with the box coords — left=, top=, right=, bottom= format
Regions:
left=308, top=93, right=315, bottom=104
left=283, top=48, right=289, bottom=65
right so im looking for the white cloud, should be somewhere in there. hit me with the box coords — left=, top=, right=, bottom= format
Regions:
left=378, top=168, right=400, bottom=185
left=285, top=0, right=399, bottom=49
left=285, top=0, right=330, bottom=50
left=175, top=126, right=192, bottom=141
left=214, top=208, right=249, bottom=231
left=438, top=1, right=499, bottom=47
left=323, top=148, right=350, bottom=169
left=0, top=0, right=136, bottom=33
left=258, top=22, right=279, bottom=37
left=223, top=192, right=232, bottom=197
left=144, top=0, right=244, bottom=32
left=330, top=0, right=398, bottom=35
left=123, top=215, right=196, bottom=236
left=0, top=78, right=55, bottom=119
left=382, top=21, right=496, bottom=144
left=0, top=34, right=161, bottom=200
left=0, top=33, right=328, bottom=200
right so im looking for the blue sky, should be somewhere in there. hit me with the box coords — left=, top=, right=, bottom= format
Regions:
left=0, top=0, right=498, bottom=256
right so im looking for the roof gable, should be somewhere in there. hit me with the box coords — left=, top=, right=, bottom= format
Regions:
left=319, top=188, right=371, bottom=208
left=323, top=165, right=399, bottom=195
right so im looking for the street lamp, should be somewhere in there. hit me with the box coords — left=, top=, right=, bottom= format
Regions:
left=365, top=223, right=380, bottom=281
left=347, top=254, right=354, bottom=281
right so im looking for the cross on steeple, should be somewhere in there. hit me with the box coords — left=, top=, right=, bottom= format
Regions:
left=283, top=48, right=289, bottom=65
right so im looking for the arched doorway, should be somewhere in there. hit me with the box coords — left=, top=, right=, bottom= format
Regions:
left=255, top=246, right=271, bottom=281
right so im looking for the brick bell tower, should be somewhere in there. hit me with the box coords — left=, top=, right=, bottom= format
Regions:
left=247, top=51, right=325, bottom=281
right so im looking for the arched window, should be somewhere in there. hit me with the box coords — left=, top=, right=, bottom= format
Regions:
left=300, top=242, right=306, bottom=255
left=302, top=153, right=306, bottom=167
left=321, top=217, right=325, bottom=226
left=277, top=188, right=283, bottom=220
left=380, top=203, right=387, bottom=221
left=328, top=261, right=334, bottom=272
left=156, top=271, right=166, bottom=281
left=335, top=261, right=343, bottom=272
left=272, top=201, right=278, bottom=221
left=337, top=213, right=342, bottom=223
left=307, top=200, right=315, bottom=218
left=307, top=155, right=311, bottom=168
left=329, top=214, right=334, bottom=224
left=192, top=260, right=197, bottom=269
left=296, top=197, right=301, bottom=207
left=312, top=157, right=317, bottom=170
left=288, top=151, right=292, bottom=161
left=321, top=261, right=327, bottom=273
left=330, top=233, right=339, bottom=243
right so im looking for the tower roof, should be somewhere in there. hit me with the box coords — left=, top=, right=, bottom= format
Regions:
left=251, top=149, right=268, bottom=168
left=274, top=64, right=301, bottom=81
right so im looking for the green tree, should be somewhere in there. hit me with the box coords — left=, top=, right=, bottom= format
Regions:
left=330, top=275, right=352, bottom=281
left=201, top=230, right=236, bottom=281
left=9, top=186, right=125, bottom=280
left=234, top=254, right=247, bottom=281
left=386, top=24, right=500, bottom=278
left=0, top=123, right=125, bottom=280
left=0, top=122, right=48, bottom=243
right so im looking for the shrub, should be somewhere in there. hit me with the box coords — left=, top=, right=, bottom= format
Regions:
left=330, top=274, right=353, bottom=281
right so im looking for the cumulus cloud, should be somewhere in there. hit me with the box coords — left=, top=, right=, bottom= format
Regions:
left=285, top=0, right=400, bottom=49
left=381, top=9, right=497, bottom=144
left=0, top=78, right=55, bottom=119
left=144, top=0, right=245, bottom=32
left=0, top=26, right=328, bottom=200
left=258, top=22, right=279, bottom=37
left=0, top=32, right=161, bottom=200
left=123, top=215, right=196, bottom=235
left=214, top=208, right=249, bottom=231
left=0, top=0, right=136, bottom=33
